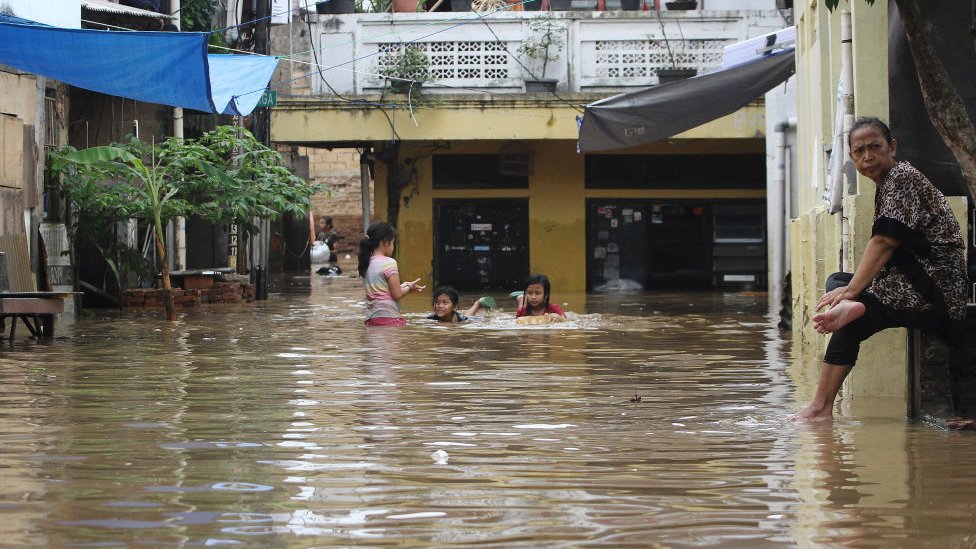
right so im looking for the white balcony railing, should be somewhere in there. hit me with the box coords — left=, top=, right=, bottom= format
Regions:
left=293, top=10, right=787, bottom=97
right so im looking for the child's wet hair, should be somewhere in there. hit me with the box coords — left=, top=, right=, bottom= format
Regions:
left=431, top=286, right=460, bottom=306
left=523, top=273, right=551, bottom=311
left=358, top=221, right=397, bottom=277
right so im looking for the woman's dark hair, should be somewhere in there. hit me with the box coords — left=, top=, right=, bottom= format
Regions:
left=431, top=286, right=460, bottom=306
left=849, top=116, right=893, bottom=147
left=358, top=221, right=397, bottom=277
left=522, top=273, right=551, bottom=312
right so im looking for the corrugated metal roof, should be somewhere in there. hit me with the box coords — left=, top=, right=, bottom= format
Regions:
left=80, top=0, right=175, bottom=19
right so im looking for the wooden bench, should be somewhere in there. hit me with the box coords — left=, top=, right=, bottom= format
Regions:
left=0, top=234, right=75, bottom=341
left=0, top=291, right=74, bottom=340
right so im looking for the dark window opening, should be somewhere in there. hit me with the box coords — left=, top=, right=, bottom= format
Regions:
left=585, top=154, right=765, bottom=189
left=433, top=154, right=529, bottom=189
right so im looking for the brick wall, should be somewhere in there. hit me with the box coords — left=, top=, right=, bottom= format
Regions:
left=303, top=147, right=373, bottom=255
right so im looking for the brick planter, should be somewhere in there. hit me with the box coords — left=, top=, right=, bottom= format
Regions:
left=123, top=282, right=255, bottom=309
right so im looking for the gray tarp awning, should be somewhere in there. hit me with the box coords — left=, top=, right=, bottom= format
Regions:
left=577, top=50, right=796, bottom=152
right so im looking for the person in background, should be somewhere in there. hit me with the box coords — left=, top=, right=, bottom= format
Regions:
left=315, top=216, right=343, bottom=275
left=358, top=221, right=425, bottom=326
left=791, top=117, right=968, bottom=422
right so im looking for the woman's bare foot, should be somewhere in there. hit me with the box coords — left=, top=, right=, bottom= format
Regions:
left=788, top=402, right=834, bottom=422
left=813, top=300, right=866, bottom=334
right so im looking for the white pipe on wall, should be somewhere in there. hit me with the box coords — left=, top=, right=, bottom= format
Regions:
left=840, top=9, right=855, bottom=272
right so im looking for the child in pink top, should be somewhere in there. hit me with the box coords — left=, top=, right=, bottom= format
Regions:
left=358, top=221, right=425, bottom=326
left=515, top=274, right=566, bottom=323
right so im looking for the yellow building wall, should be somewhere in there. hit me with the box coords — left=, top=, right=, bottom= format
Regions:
left=369, top=140, right=587, bottom=293
left=369, top=137, right=766, bottom=296
left=792, top=0, right=904, bottom=405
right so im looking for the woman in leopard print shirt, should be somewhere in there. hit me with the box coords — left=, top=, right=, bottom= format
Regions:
left=792, top=117, right=968, bottom=422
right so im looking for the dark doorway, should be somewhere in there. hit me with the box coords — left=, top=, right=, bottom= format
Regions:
left=646, top=202, right=710, bottom=288
left=185, top=216, right=228, bottom=270
left=434, top=200, right=529, bottom=291
left=586, top=199, right=766, bottom=291
left=587, top=202, right=649, bottom=290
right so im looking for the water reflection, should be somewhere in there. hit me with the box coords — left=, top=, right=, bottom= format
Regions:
left=0, top=273, right=974, bottom=546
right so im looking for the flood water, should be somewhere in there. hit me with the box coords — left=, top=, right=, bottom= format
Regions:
left=2, top=272, right=975, bottom=547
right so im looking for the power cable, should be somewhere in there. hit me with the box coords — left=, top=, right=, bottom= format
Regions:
left=473, top=11, right=584, bottom=113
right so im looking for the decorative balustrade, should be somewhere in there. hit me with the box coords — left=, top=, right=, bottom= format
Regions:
left=301, top=10, right=786, bottom=97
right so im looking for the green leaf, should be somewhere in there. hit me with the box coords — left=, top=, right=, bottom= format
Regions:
left=62, top=145, right=138, bottom=165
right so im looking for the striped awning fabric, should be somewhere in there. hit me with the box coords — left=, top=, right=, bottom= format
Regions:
left=80, top=0, right=175, bottom=19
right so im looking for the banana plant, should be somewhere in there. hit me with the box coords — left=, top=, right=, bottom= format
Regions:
left=60, top=145, right=230, bottom=321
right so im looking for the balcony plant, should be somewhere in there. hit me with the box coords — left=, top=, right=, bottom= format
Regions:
left=517, top=13, right=563, bottom=92
left=378, top=45, right=431, bottom=97
left=392, top=0, right=424, bottom=11
left=653, top=12, right=697, bottom=83
left=316, top=0, right=356, bottom=12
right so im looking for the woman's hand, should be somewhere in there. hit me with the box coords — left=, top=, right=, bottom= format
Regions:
left=816, top=285, right=859, bottom=311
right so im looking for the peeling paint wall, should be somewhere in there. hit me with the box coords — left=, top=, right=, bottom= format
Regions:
left=0, top=69, right=40, bottom=238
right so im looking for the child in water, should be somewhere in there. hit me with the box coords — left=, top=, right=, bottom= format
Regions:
left=514, top=274, right=567, bottom=324
left=358, top=221, right=425, bottom=326
left=428, top=286, right=495, bottom=323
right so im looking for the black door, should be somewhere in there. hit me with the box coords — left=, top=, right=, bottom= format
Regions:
left=645, top=202, right=710, bottom=288
left=434, top=200, right=529, bottom=291
left=587, top=201, right=648, bottom=291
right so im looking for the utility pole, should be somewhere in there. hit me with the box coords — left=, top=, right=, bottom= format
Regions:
left=251, top=0, right=271, bottom=299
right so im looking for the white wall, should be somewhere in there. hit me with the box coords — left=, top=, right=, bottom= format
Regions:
left=701, top=0, right=778, bottom=10
left=1, top=0, right=81, bottom=28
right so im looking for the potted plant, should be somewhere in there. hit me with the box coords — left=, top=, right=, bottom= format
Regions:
left=378, top=45, right=431, bottom=96
left=392, top=0, right=423, bottom=11
left=652, top=13, right=697, bottom=83
left=517, top=13, right=563, bottom=92
left=322, top=0, right=357, bottom=13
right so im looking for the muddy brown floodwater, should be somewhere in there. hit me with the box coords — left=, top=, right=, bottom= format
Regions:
left=1, top=273, right=975, bottom=547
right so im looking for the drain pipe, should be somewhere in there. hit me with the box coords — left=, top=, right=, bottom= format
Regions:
left=360, top=149, right=372, bottom=234
left=770, top=118, right=795, bottom=311
left=839, top=10, right=855, bottom=272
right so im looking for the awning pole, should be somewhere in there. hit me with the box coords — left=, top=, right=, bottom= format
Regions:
left=172, top=0, right=186, bottom=272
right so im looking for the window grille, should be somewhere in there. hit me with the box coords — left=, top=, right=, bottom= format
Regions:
left=375, top=41, right=513, bottom=87
left=592, top=39, right=728, bottom=79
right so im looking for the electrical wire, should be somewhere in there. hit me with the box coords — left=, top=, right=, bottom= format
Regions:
left=473, top=11, right=584, bottom=113
left=230, top=0, right=534, bottom=103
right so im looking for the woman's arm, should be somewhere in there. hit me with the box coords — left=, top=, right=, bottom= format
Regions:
left=817, top=233, right=900, bottom=310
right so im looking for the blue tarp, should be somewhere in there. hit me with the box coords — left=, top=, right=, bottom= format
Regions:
left=0, top=15, right=278, bottom=116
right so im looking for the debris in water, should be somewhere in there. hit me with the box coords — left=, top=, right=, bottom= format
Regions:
left=629, top=394, right=642, bottom=403
left=431, top=450, right=449, bottom=464
left=948, top=418, right=975, bottom=430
